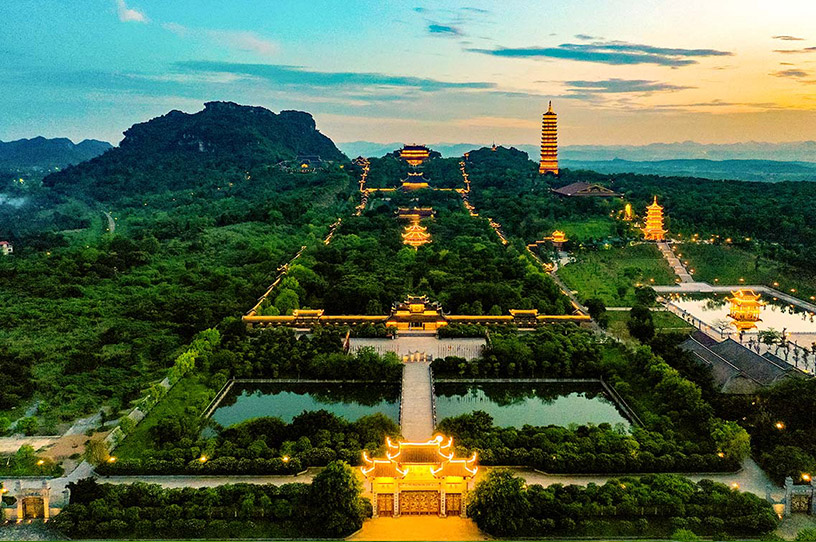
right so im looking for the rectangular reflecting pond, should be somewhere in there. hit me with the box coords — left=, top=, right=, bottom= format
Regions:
left=209, top=382, right=400, bottom=428
left=434, top=382, right=631, bottom=429
left=669, top=293, right=816, bottom=334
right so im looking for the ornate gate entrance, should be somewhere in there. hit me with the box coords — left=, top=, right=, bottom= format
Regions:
left=377, top=494, right=394, bottom=517
left=22, top=497, right=45, bottom=519
left=399, top=491, right=439, bottom=515
left=446, top=493, right=462, bottom=516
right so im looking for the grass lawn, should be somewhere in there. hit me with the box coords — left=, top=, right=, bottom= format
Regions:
left=559, top=244, right=676, bottom=307
left=679, top=243, right=816, bottom=303
left=113, top=375, right=214, bottom=460
left=606, top=310, right=696, bottom=344
left=557, top=217, right=616, bottom=241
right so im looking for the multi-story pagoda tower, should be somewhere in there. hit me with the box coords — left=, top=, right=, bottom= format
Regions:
left=538, top=101, right=559, bottom=175
left=402, top=219, right=431, bottom=249
left=642, top=196, right=667, bottom=241
left=727, top=289, right=764, bottom=331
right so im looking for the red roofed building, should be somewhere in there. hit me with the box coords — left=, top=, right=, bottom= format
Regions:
left=0, top=241, right=13, bottom=256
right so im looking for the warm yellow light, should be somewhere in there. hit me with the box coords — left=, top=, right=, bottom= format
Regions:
left=717, top=452, right=725, bottom=458
left=107, top=456, right=117, bottom=463
left=739, top=278, right=744, bottom=282
left=731, top=483, right=740, bottom=490
left=282, top=455, right=290, bottom=463
left=199, top=455, right=207, bottom=463
left=37, top=460, right=45, bottom=466
left=802, top=473, right=812, bottom=482
left=775, top=421, right=785, bottom=430
left=773, top=282, right=779, bottom=287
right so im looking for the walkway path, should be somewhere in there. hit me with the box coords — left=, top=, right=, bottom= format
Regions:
left=400, top=361, right=435, bottom=441
left=102, top=211, right=115, bottom=233
left=657, top=241, right=693, bottom=282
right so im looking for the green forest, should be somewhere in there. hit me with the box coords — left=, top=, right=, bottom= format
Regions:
left=1, top=103, right=816, bottom=541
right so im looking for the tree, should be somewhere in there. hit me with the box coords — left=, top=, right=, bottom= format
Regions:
left=627, top=304, right=655, bottom=343
left=634, top=286, right=658, bottom=306
left=585, top=298, right=608, bottom=329
left=710, top=420, right=750, bottom=462
left=16, top=416, right=38, bottom=436
left=307, top=460, right=366, bottom=537
left=274, top=289, right=300, bottom=315
left=84, top=438, right=110, bottom=466
left=467, top=469, right=530, bottom=536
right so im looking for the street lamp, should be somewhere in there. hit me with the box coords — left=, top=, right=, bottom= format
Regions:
left=775, top=421, right=785, bottom=430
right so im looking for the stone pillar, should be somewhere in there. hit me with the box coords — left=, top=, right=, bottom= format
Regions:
left=371, top=492, right=378, bottom=518
left=784, top=476, right=793, bottom=516
left=393, top=491, right=400, bottom=517
left=440, top=489, right=446, bottom=517
left=42, top=481, right=50, bottom=521
left=14, top=481, right=22, bottom=523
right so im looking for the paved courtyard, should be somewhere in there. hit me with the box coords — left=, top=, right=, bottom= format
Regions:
left=350, top=336, right=485, bottom=360
left=348, top=516, right=488, bottom=541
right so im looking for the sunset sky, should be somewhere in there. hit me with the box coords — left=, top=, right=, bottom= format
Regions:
left=3, top=0, right=816, bottom=146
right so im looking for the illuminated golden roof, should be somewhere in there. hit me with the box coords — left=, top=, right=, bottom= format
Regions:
left=362, top=435, right=478, bottom=480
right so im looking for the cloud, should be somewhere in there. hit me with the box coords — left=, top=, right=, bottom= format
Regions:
left=115, top=0, right=147, bottom=23
left=210, top=30, right=277, bottom=57
left=774, top=47, right=816, bottom=54
left=175, top=61, right=496, bottom=91
left=575, top=34, right=602, bottom=41
left=772, top=35, right=805, bottom=41
left=564, top=78, right=693, bottom=94
left=468, top=40, right=732, bottom=67
left=162, top=23, right=277, bottom=58
left=771, top=69, right=810, bottom=78
left=428, top=24, right=462, bottom=36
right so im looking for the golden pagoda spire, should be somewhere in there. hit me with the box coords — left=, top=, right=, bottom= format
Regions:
left=642, top=196, right=667, bottom=241
left=539, top=101, right=558, bottom=175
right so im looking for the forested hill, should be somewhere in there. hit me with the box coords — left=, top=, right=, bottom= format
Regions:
left=0, top=137, right=111, bottom=169
left=43, top=102, right=346, bottom=199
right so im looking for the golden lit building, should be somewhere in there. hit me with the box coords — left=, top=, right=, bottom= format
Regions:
left=362, top=435, right=477, bottom=517
left=727, top=289, right=764, bottom=331
left=399, top=145, right=431, bottom=166
left=400, top=171, right=430, bottom=190
left=539, top=101, right=558, bottom=175
left=623, top=203, right=634, bottom=221
left=402, top=219, right=431, bottom=249
left=549, top=230, right=567, bottom=248
left=642, top=196, right=667, bottom=241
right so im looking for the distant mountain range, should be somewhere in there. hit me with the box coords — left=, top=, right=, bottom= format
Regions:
left=339, top=140, right=816, bottom=162
left=562, top=159, right=816, bottom=183
left=338, top=141, right=816, bottom=182
left=0, top=136, right=112, bottom=169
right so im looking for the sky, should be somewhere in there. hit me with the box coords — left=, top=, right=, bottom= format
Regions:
left=3, top=0, right=816, bottom=147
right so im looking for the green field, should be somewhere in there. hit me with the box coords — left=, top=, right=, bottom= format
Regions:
left=606, top=310, right=696, bottom=344
left=558, top=244, right=676, bottom=307
left=557, top=217, right=616, bottom=241
left=680, top=243, right=816, bottom=302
